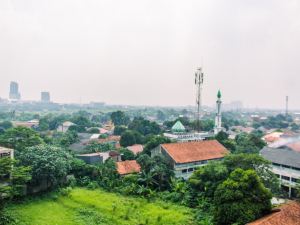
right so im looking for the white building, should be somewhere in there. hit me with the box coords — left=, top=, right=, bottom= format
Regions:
left=260, top=146, right=300, bottom=198
left=214, top=90, right=223, bottom=135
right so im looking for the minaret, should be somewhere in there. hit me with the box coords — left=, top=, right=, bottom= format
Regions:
left=214, top=90, right=222, bottom=134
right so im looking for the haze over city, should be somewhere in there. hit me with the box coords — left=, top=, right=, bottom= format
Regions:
left=0, top=0, right=299, bottom=109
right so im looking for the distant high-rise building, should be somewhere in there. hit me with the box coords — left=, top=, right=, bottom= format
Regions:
left=41, top=92, right=50, bottom=103
left=9, top=81, right=21, bottom=100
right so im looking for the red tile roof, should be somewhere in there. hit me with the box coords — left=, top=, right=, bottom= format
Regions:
left=247, top=201, right=300, bottom=225
left=116, top=160, right=141, bottom=175
left=161, top=140, right=229, bottom=164
left=127, top=144, right=144, bottom=155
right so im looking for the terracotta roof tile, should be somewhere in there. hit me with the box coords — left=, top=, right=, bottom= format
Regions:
left=247, top=201, right=300, bottom=225
left=116, top=160, right=141, bottom=175
left=161, top=140, right=229, bottom=164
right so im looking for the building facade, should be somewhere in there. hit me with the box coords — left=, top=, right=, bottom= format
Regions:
left=9, top=81, right=21, bottom=100
left=41, top=92, right=50, bottom=102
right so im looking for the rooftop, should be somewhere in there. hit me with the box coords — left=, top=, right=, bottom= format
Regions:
left=260, top=147, right=300, bottom=168
left=247, top=201, right=300, bottom=225
left=127, top=144, right=144, bottom=155
left=161, top=140, right=229, bottom=164
left=116, top=160, right=141, bottom=175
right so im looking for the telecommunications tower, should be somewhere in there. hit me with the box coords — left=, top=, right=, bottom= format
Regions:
left=195, top=67, right=204, bottom=132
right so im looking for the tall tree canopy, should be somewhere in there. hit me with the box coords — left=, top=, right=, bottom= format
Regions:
left=110, top=111, right=130, bottom=126
left=214, top=168, right=272, bottom=225
left=17, top=145, right=73, bottom=188
left=0, top=127, right=44, bottom=151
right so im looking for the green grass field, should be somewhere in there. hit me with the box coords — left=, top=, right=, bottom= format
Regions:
left=5, top=188, right=196, bottom=225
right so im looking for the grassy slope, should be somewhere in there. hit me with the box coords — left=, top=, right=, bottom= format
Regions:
left=6, top=188, right=196, bottom=225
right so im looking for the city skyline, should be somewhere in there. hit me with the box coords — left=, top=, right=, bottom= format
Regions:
left=0, top=0, right=299, bottom=109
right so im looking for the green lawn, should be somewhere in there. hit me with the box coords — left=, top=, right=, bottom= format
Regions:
left=5, top=188, right=196, bottom=225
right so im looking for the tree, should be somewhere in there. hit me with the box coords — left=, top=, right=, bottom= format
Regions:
left=223, top=154, right=280, bottom=193
left=120, top=130, right=144, bottom=147
left=143, top=135, right=171, bottom=155
left=17, top=145, right=73, bottom=189
left=235, top=132, right=266, bottom=154
left=189, top=162, right=228, bottom=200
left=71, top=115, right=93, bottom=128
left=0, top=157, right=31, bottom=217
left=137, top=154, right=174, bottom=191
left=156, top=110, right=166, bottom=121
left=114, top=125, right=127, bottom=135
left=110, top=111, right=130, bottom=126
left=0, top=127, right=44, bottom=151
left=128, top=117, right=161, bottom=136
left=0, top=121, right=13, bottom=130
left=119, top=148, right=135, bottom=160
left=214, top=168, right=272, bottom=225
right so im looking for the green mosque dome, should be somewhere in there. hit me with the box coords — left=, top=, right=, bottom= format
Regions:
left=171, top=120, right=186, bottom=133
left=217, top=90, right=222, bottom=99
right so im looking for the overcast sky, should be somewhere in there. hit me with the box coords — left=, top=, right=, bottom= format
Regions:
left=0, top=0, right=299, bottom=109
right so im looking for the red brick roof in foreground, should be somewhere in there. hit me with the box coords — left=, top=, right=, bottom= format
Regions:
left=247, top=201, right=300, bottom=225
left=116, top=160, right=141, bottom=175
left=161, top=140, right=229, bottom=164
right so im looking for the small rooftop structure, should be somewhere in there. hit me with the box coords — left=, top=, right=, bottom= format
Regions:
left=127, top=144, right=143, bottom=155
left=247, top=201, right=300, bottom=225
left=116, top=160, right=141, bottom=175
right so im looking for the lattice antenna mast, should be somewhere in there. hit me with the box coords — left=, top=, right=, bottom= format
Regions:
left=195, top=67, right=204, bottom=132
left=286, top=96, right=289, bottom=116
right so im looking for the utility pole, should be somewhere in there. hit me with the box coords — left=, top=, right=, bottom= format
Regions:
left=195, top=67, right=204, bottom=132
left=286, top=96, right=289, bottom=116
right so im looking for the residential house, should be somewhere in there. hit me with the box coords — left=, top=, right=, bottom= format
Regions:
left=57, top=121, right=75, bottom=133
left=116, top=160, right=141, bottom=176
left=76, top=150, right=121, bottom=165
left=152, top=140, right=229, bottom=179
left=247, top=201, right=300, bottom=225
left=127, top=144, right=144, bottom=155
left=0, top=146, right=14, bottom=159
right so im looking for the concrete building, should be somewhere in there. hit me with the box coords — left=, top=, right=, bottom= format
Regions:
left=260, top=146, right=300, bottom=198
left=41, top=92, right=50, bottom=103
left=9, top=81, right=21, bottom=100
left=151, top=140, right=229, bottom=179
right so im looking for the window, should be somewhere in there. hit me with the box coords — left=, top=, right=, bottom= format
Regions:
left=182, top=169, right=187, bottom=173
left=281, top=175, right=290, bottom=181
left=292, top=178, right=300, bottom=183
left=188, top=168, right=194, bottom=172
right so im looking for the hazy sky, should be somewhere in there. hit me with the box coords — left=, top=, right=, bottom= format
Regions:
left=0, top=0, right=299, bottom=109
